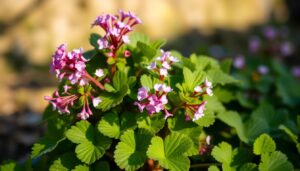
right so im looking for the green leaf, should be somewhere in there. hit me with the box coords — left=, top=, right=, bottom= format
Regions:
left=112, top=71, right=127, bottom=91
left=220, top=58, right=233, bottom=73
left=31, top=137, right=66, bottom=159
left=194, top=110, right=215, bottom=127
left=0, top=160, right=22, bottom=171
left=129, top=32, right=150, bottom=47
left=259, top=151, right=293, bottom=171
left=98, top=112, right=120, bottom=139
left=168, top=113, right=202, bottom=156
left=89, top=33, right=101, bottom=49
left=217, top=111, right=249, bottom=143
left=104, top=83, right=117, bottom=93
left=208, top=165, right=220, bottom=171
left=211, top=142, right=233, bottom=164
left=114, top=129, right=152, bottom=171
left=65, top=121, right=111, bottom=164
left=253, top=134, right=276, bottom=155
left=66, top=120, right=94, bottom=144
left=49, top=153, right=80, bottom=171
left=182, top=68, right=205, bottom=92
left=147, top=133, right=192, bottom=171
left=97, top=85, right=128, bottom=112
left=190, top=55, right=219, bottom=71
left=207, top=68, right=239, bottom=86
left=151, top=39, right=166, bottom=49
left=137, top=41, right=157, bottom=59
left=239, top=163, right=257, bottom=171
left=140, top=74, right=153, bottom=89
left=137, top=113, right=165, bottom=134
left=72, top=165, right=90, bottom=171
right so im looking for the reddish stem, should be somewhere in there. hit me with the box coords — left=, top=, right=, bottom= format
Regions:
left=84, top=71, right=105, bottom=90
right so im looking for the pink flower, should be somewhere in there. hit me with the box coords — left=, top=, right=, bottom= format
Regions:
left=92, top=11, right=141, bottom=57
left=233, top=55, right=245, bottom=69
left=50, top=44, right=88, bottom=85
left=258, top=65, right=269, bottom=75
left=194, top=86, right=202, bottom=93
left=95, top=68, right=104, bottom=77
left=92, top=97, right=102, bottom=107
left=137, top=87, right=149, bottom=101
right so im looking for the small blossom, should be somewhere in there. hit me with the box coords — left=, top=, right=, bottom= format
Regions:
left=122, top=35, right=130, bottom=44
left=258, top=65, right=269, bottom=75
left=95, top=68, right=104, bottom=77
left=137, top=87, right=149, bottom=101
left=248, top=36, right=260, bottom=53
left=159, top=68, right=168, bottom=77
left=263, top=26, right=277, bottom=39
left=233, top=55, right=245, bottom=69
left=280, top=41, right=294, bottom=56
left=194, top=86, right=202, bottom=93
left=92, top=97, right=102, bottom=107
left=162, top=61, right=171, bottom=69
left=206, top=87, right=213, bottom=96
left=204, top=78, right=212, bottom=88
left=147, top=62, right=156, bottom=70
left=292, top=66, right=300, bottom=78
left=97, top=38, right=109, bottom=50
left=164, top=109, right=173, bottom=119
left=169, top=56, right=179, bottom=63
left=124, top=50, right=131, bottom=57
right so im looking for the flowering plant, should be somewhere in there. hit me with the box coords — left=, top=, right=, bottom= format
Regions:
left=0, top=12, right=297, bottom=171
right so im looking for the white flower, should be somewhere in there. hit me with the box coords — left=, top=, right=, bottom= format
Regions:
left=159, top=68, right=168, bottom=77
left=169, top=56, right=179, bottom=62
left=154, top=84, right=164, bottom=91
left=95, top=68, right=104, bottom=77
left=162, top=61, right=171, bottom=69
left=93, top=97, right=102, bottom=107
left=122, top=35, right=130, bottom=44
left=206, top=87, right=213, bottom=96
left=194, top=86, right=202, bottom=93
left=204, top=78, right=212, bottom=88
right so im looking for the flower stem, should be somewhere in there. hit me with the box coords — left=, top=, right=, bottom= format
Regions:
left=84, top=71, right=105, bottom=90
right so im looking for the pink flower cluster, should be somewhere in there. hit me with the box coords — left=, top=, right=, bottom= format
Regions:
left=185, top=78, right=213, bottom=121
left=147, top=50, right=179, bottom=80
left=45, top=85, right=103, bottom=120
left=134, top=84, right=173, bottom=119
left=50, top=44, right=88, bottom=86
left=92, top=10, right=142, bottom=57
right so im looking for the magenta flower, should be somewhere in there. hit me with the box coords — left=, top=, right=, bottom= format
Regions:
left=92, top=10, right=141, bottom=57
left=233, top=55, right=245, bottom=69
left=50, top=44, right=89, bottom=86
left=258, top=65, right=269, bottom=75
left=248, top=36, right=261, bottom=53
left=263, top=26, right=277, bottom=40
left=292, top=66, right=300, bottom=78
left=134, top=84, right=172, bottom=119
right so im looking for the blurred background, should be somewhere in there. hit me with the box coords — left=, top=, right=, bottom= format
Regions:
left=0, top=0, right=299, bottom=163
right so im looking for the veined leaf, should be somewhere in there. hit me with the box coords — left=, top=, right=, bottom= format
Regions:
left=98, top=112, right=120, bottom=139
left=253, top=134, right=276, bottom=155
left=49, top=153, right=80, bottom=171
left=114, top=129, right=152, bottom=171
left=72, top=165, right=90, bottom=171
left=31, top=137, right=66, bottom=159
left=211, top=142, right=233, bottom=164
left=137, top=113, right=165, bottom=135
left=147, top=133, right=192, bottom=171
left=140, top=74, right=153, bottom=89
left=259, top=151, right=293, bottom=171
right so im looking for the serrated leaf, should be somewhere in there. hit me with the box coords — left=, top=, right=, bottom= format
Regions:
left=65, top=120, right=93, bottom=144
left=137, top=113, right=165, bottom=134
left=72, top=165, right=90, bottom=171
left=0, top=160, right=22, bottom=171
left=114, top=129, right=152, bottom=171
left=168, top=113, right=202, bottom=156
left=239, top=163, right=257, bottom=171
left=129, top=32, right=150, bottom=47
left=211, top=142, right=233, bottom=164
left=104, top=83, right=117, bottom=93
left=182, top=68, right=205, bottom=92
left=97, top=85, right=128, bottom=112
left=75, top=142, right=103, bottom=165
left=31, top=137, right=66, bottom=159
left=98, top=112, right=120, bottom=139
left=49, top=153, right=80, bottom=171
left=190, top=55, right=219, bottom=71
left=140, top=75, right=153, bottom=89
left=208, top=165, right=220, bottom=171
left=147, top=133, right=192, bottom=171
left=113, top=71, right=127, bottom=91
left=259, top=151, right=293, bottom=171
left=253, top=134, right=276, bottom=155
left=137, top=41, right=157, bottom=59
left=194, top=110, right=215, bottom=127
left=151, top=39, right=166, bottom=49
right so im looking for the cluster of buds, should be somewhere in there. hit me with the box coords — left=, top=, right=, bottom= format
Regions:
left=50, top=44, right=88, bottom=86
left=92, top=10, right=142, bottom=57
left=134, top=84, right=173, bottom=119
left=44, top=85, right=102, bottom=120
left=147, top=50, right=179, bottom=80
left=185, top=78, right=213, bottom=121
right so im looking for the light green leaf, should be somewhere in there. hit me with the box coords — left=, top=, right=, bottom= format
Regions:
left=72, top=165, right=90, bottom=171
left=114, top=129, right=152, bottom=171
left=104, top=83, right=117, bottom=93
left=137, top=113, right=165, bottom=134
left=207, top=69, right=239, bottom=86
left=0, top=160, right=22, bottom=171
left=259, top=151, right=293, bottom=171
left=211, top=142, right=233, bottom=164
left=194, top=110, right=215, bottom=127
left=190, top=55, right=219, bottom=71
left=147, top=133, right=192, bottom=171
left=75, top=142, right=103, bottom=165
left=98, top=112, right=120, bottom=139
left=129, top=32, right=150, bottom=47
left=208, top=165, right=220, bottom=171
left=253, top=134, right=276, bottom=155
left=31, top=137, right=66, bottom=159
left=65, top=120, right=93, bottom=144
left=137, top=41, right=157, bottom=59
left=140, top=75, right=153, bottom=89
left=151, top=39, right=166, bottom=49
left=239, top=163, right=257, bottom=171
left=49, top=153, right=80, bottom=171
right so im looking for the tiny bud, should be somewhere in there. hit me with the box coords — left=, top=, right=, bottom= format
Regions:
left=124, top=50, right=131, bottom=58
